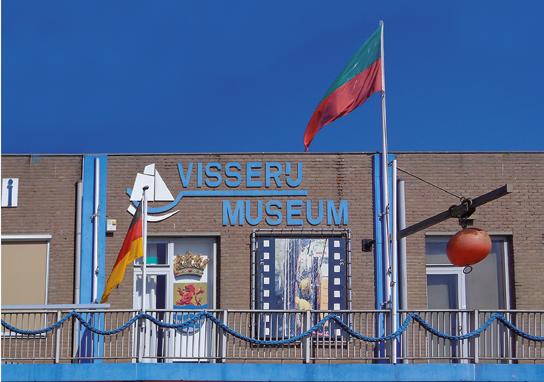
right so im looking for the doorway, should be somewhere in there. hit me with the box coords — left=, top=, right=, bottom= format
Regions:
left=133, top=237, right=217, bottom=361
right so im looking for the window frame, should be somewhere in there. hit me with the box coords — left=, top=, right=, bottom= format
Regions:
left=424, top=233, right=512, bottom=310
left=1, top=234, right=51, bottom=307
left=132, top=236, right=218, bottom=310
left=426, top=267, right=467, bottom=310
left=1, top=234, right=51, bottom=337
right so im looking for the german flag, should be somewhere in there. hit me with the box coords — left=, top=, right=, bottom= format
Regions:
left=100, top=204, right=143, bottom=303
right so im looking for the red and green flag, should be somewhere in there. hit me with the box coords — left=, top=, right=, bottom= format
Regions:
left=304, top=25, right=383, bottom=151
left=100, top=204, right=143, bottom=303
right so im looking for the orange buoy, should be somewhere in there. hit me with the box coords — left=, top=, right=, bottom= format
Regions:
left=447, top=228, right=492, bottom=267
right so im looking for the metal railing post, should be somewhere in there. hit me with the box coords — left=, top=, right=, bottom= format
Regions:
left=137, top=317, right=145, bottom=363
left=54, top=310, right=62, bottom=363
left=304, top=310, right=311, bottom=364
left=390, top=309, right=397, bottom=364
left=506, top=311, right=513, bottom=364
left=221, top=310, right=228, bottom=363
left=473, top=310, right=479, bottom=364
left=72, top=317, right=80, bottom=361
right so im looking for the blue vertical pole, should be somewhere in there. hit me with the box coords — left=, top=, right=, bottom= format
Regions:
left=373, top=153, right=395, bottom=361
left=79, top=155, right=108, bottom=362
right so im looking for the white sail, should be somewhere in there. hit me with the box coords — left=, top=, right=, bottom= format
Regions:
left=130, top=173, right=154, bottom=201
left=143, top=164, right=155, bottom=176
left=154, top=169, right=174, bottom=201
left=130, top=163, right=174, bottom=202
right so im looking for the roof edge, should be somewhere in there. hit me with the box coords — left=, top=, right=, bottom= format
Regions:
left=1, top=150, right=543, bottom=157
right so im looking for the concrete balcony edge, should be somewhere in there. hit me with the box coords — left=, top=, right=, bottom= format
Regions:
left=2, top=363, right=544, bottom=382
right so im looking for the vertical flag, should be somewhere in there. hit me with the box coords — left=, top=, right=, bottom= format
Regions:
left=100, top=204, right=143, bottom=303
left=303, top=24, right=383, bottom=151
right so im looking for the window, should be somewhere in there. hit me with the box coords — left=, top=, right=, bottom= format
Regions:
left=1, top=237, right=50, bottom=306
left=425, top=235, right=511, bottom=310
left=425, top=235, right=512, bottom=362
left=133, top=237, right=216, bottom=310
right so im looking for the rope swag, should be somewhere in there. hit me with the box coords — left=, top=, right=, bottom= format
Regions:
left=2, top=311, right=543, bottom=343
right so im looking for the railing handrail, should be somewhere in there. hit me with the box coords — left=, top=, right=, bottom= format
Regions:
left=2, top=309, right=224, bottom=314
left=398, top=309, right=473, bottom=313
left=3, top=307, right=544, bottom=313
left=479, top=309, right=544, bottom=313
left=2, top=308, right=544, bottom=364
left=1, top=304, right=111, bottom=311
left=399, top=309, right=544, bottom=313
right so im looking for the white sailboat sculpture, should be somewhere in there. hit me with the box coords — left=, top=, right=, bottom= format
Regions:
left=130, top=164, right=174, bottom=202
left=128, top=164, right=179, bottom=222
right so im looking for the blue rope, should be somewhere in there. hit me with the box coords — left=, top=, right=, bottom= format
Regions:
left=1, top=311, right=74, bottom=335
left=0, top=311, right=209, bottom=336
left=496, top=315, right=544, bottom=341
left=2, top=311, right=543, bottom=343
left=410, top=312, right=501, bottom=341
left=330, top=314, right=413, bottom=342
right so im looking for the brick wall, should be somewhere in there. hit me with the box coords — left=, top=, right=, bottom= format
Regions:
left=395, top=153, right=544, bottom=309
left=105, top=153, right=375, bottom=309
left=3, top=152, right=543, bottom=311
left=1, top=155, right=82, bottom=304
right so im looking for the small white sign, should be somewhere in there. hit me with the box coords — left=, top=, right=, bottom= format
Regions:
left=2, top=178, right=19, bottom=207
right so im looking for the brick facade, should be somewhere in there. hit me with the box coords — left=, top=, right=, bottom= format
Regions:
left=105, top=153, right=374, bottom=309
left=395, top=153, right=544, bottom=310
left=2, top=152, right=543, bottom=310
left=1, top=155, right=81, bottom=304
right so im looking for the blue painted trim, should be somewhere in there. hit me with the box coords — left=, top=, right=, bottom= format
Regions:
left=126, top=188, right=309, bottom=214
left=80, top=157, right=95, bottom=305
left=3, top=363, right=544, bottom=382
left=372, top=153, right=396, bottom=309
left=79, top=155, right=108, bottom=360
left=372, top=153, right=396, bottom=359
left=97, top=155, right=107, bottom=302
left=372, top=154, right=386, bottom=360
left=96, top=155, right=107, bottom=361
left=372, top=155, right=383, bottom=311
left=80, top=155, right=108, bottom=304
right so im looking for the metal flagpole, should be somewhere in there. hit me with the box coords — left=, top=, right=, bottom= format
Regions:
left=398, top=179, right=409, bottom=363
left=141, top=185, right=149, bottom=312
left=379, top=20, right=392, bottom=307
left=391, top=159, right=398, bottom=363
left=379, top=21, right=397, bottom=362
left=138, top=185, right=149, bottom=362
left=92, top=158, right=100, bottom=303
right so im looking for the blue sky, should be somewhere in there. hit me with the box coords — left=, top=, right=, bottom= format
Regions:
left=3, top=1, right=544, bottom=153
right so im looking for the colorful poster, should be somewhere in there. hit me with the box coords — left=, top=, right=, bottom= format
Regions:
left=256, top=236, right=347, bottom=338
left=274, top=238, right=329, bottom=311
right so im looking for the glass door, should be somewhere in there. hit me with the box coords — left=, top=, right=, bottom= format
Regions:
left=134, top=270, right=170, bottom=362
left=427, top=271, right=465, bottom=310
left=133, top=237, right=217, bottom=362
left=169, top=237, right=216, bottom=361
left=426, top=268, right=468, bottom=362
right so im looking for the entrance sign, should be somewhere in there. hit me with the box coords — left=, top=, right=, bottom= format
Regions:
left=127, top=162, right=349, bottom=226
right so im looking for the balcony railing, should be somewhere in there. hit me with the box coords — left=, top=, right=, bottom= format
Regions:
left=1, top=308, right=543, bottom=364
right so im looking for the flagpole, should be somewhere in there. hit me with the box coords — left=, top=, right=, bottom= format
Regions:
left=141, top=186, right=149, bottom=313
left=92, top=157, right=100, bottom=303
left=379, top=20, right=392, bottom=308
